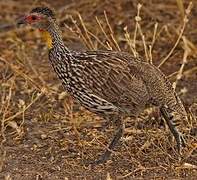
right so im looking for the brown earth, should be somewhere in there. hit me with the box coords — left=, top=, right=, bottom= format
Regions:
left=0, top=0, right=196, bottom=179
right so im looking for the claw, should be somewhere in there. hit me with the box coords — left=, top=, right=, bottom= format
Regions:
left=176, top=133, right=186, bottom=155
left=86, top=149, right=113, bottom=166
left=172, top=129, right=186, bottom=154
left=90, top=152, right=111, bottom=165
left=171, top=119, right=181, bottom=127
left=181, top=135, right=186, bottom=147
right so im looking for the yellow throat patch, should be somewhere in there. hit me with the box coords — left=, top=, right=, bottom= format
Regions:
left=40, top=31, right=52, bottom=49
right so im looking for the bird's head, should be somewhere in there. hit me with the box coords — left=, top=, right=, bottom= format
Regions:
left=17, top=7, right=55, bottom=30
left=17, top=7, right=57, bottom=49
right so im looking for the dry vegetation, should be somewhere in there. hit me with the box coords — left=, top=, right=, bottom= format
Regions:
left=0, top=0, right=197, bottom=179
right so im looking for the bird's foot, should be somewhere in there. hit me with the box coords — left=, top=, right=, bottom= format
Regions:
left=160, top=107, right=186, bottom=155
left=89, top=150, right=111, bottom=166
left=176, top=132, right=186, bottom=155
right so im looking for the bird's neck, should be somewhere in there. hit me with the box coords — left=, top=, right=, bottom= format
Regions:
left=40, top=23, right=69, bottom=52
left=40, top=30, right=53, bottom=49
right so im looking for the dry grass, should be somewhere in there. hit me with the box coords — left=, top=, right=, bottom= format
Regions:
left=0, top=0, right=197, bottom=179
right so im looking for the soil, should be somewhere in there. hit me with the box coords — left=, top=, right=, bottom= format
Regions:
left=0, top=0, right=196, bottom=179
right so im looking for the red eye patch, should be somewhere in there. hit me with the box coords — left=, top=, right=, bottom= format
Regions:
left=26, top=15, right=41, bottom=23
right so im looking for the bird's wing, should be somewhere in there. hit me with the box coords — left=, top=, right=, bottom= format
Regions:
left=74, top=51, right=150, bottom=113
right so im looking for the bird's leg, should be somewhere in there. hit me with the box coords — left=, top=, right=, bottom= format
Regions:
left=99, top=121, right=111, bottom=132
left=98, top=117, right=112, bottom=132
left=160, top=107, right=186, bottom=154
left=94, top=117, right=124, bottom=165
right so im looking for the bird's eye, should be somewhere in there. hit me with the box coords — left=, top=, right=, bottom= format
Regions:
left=31, top=15, right=38, bottom=20
left=26, top=15, right=40, bottom=23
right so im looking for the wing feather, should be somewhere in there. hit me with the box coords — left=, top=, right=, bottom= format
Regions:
left=75, top=51, right=150, bottom=114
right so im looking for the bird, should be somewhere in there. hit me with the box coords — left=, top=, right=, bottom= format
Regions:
left=17, top=7, right=187, bottom=164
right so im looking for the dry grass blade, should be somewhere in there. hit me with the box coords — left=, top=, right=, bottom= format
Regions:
left=173, top=36, right=190, bottom=89
left=168, top=71, right=179, bottom=79
left=67, top=16, right=93, bottom=50
left=65, top=15, right=109, bottom=50
left=183, top=66, right=197, bottom=77
left=0, top=78, right=14, bottom=172
left=6, top=121, right=22, bottom=135
left=124, top=26, right=138, bottom=57
left=118, top=166, right=164, bottom=179
left=176, top=0, right=185, bottom=20
left=24, top=50, right=48, bottom=88
left=135, top=4, right=149, bottom=62
left=133, top=4, right=139, bottom=53
left=149, top=23, right=158, bottom=64
left=182, top=36, right=197, bottom=57
left=181, top=163, right=197, bottom=169
left=86, top=30, right=109, bottom=49
left=0, top=57, right=42, bottom=91
left=168, top=36, right=197, bottom=80
left=4, top=90, right=44, bottom=123
left=95, top=16, right=113, bottom=50
left=77, top=13, right=95, bottom=50
left=106, top=173, right=113, bottom=180
left=104, top=11, right=121, bottom=51
left=158, top=2, right=193, bottom=68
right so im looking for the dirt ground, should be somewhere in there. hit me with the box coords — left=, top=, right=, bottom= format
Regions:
left=0, top=0, right=196, bottom=179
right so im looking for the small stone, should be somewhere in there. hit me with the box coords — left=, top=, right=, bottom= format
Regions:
left=41, top=134, right=47, bottom=139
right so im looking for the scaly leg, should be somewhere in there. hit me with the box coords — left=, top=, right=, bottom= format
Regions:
left=93, top=117, right=124, bottom=165
left=160, top=107, right=186, bottom=153
left=98, top=119, right=111, bottom=132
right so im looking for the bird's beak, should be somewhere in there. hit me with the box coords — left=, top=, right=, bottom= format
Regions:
left=16, top=16, right=27, bottom=27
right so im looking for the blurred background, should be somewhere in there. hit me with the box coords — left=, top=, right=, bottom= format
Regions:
left=0, top=0, right=196, bottom=179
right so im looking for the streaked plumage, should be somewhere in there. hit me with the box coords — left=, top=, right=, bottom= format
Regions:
left=17, top=7, right=187, bottom=164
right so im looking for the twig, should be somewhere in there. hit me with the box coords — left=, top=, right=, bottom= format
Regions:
left=133, top=4, right=139, bottom=53
left=0, top=57, right=41, bottom=91
left=124, top=26, right=138, bottom=57
left=158, top=2, right=193, bottom=68
left=95, top=16, right=114, bottom=50
left=77, top=13, right=95, bottom=50
left=173, top=36, right=190, bottom=89
left=176, top=0, right=185, bottom=20
left=149, top=23, right=158, bottom=64
left=65, top=16, right=109, bottom=50
left=86, top=30, right=109, bottom=49
left=183, top=66, right=197, bottom=77
left=0, top=78, right=14, bottom=172
left=119, top=166, right=164, bottom=179
left=135, top=4, right=149, bottom=62
left=67, top=16, right=92, bottom=50
left=4, top=90, right=44, bottom=122
left=104, top=11, right=121, bottom=51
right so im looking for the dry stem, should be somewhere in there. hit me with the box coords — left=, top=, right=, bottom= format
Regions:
left=158, top=2, right=193, bottom=68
